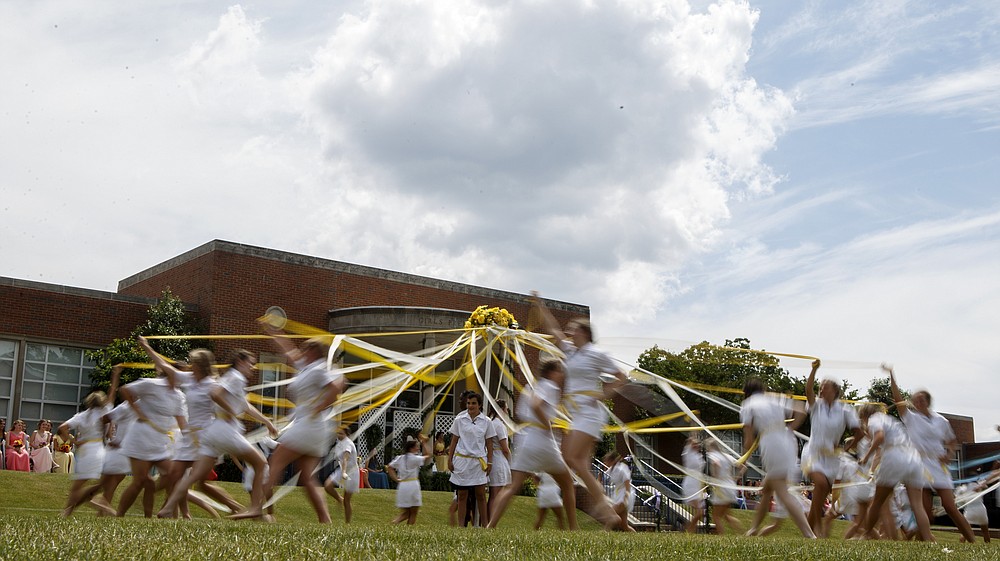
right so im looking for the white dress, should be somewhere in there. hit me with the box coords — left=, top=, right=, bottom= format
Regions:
left=958, top=483, right=988, bottom=525
left=681, top=443, right=706, bottom=505
left=279, top=359, right=340, bottom=458
left=120, top=377, right=185, bottom=462
left=200, top=369, right=256, bottom=458
left=327, top=436, right=360, bottom=494
left=868, top=412, right=924, bottom=487
left=510, top=379, right=568, bottom=475
left=103, top=402, right=136, bottom=475
left=488, top=417, right=511, bottom=486
left=561, top=341, right=617, bottom=439
left=536, top=472, right=563, bottom=509
left=174, top=373, right=218, bottom=462
left=740, top=393, right=798, bottom=480
left=801, top=400, right=859, bottom=480
left=64, top=406, right=110, bottom=480
left=902, top=408, right=954, bottom=489
left=708, top=449, right=737, bottom=506
left=449, top=411, right=496, bottom=487
left=608, top=462, right=634, bottom=513
left=389, top=452, right=426, bottom=508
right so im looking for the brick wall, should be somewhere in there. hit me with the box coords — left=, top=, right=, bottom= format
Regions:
left=0, top=278, right=153, bottom=347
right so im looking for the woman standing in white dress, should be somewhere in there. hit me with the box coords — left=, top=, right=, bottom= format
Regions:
left=258, top=325, right=345, bottom=523
left=116, top=337, right=188, bottom=517
left=531, top=292, right=628, bottom=529
left=448, top=392, right=495, bottom=527
left=888, top=364, right=976, bottom=542
left=486, top=399, right=511, bottom=525
left=387, top=434, right=432, bottom=525
left=801, top=360, right=863, bottom=536
left=740, top=377, right=816, bottom=538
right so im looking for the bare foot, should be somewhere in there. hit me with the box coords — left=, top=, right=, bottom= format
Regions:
left=89, top=498, right=116, bottom=517
left=229, top=509, right=263, bottom=521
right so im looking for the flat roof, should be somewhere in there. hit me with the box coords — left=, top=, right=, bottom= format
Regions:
left=119, top=239, right=589, bottom=314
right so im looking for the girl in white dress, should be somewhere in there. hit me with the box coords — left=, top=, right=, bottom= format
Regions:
left=57, top=366, right=119, bottom=517
left=116, top=337, right=188, bottom=517
left=605, top=451, right=636, bottom=532
left=888, top=365, right=976, bottom=542
left=531, top=292, right=628, bottom=529
left=448, top=392, right=495, bottom=527
left=324, top=427, right=360, bottom=523
left=801, top=360, right=863, bottom=536
left=856, top=402, right=933, bottom=541
left=486, top=360, right=578, bottom=530
left=162, top=349, right=278, bottom=519
left=387, top=434, right=432, bottom=524
left=486, top=399, right=512, bottom=526
left=534, top=472, right=565, bottom=530
left=706, top=438, right=743, bottom=534
left=681, top=436, right=706, bottom=533
left=740, top=377, right=816, bottom=538
left=259, top=325, right=345, bottom=523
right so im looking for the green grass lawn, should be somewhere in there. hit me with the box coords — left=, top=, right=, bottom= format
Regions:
left=0, top=471, right=996, bottom=560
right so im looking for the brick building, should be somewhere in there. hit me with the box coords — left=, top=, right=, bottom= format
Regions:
left=1, top=240, right=588, bottom=451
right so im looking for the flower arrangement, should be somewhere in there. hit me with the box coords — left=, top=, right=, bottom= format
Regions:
left=464, top=305, right=519, bottom=329
left=58, top=444, right=72, bottom=453
left=12, top=439, right=23, bottom=448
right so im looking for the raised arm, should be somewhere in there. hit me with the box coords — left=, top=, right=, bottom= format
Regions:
left=106, top=365, right=123, bottom=407
left=530, top=291, right=566, bottom=342
left=420, top=433, right=433, bottom=465
left=805, top=359, right=820, bottom=407
left=137, top=336, right=180, bottom=388
left=261, top=323, right=299, bottom=363
left=884, top=364, right=906, bottom=419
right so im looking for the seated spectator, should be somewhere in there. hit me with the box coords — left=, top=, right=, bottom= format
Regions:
left=6, top=420, right=30, bottom=471
left=53, top=432, right=75, bottom=474
left=30, top=419, right=55, bottom=473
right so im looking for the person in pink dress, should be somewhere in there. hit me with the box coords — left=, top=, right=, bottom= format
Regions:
left=30, top=419, right=55, bottom=473
left=6, top=420, right=30, bottom=471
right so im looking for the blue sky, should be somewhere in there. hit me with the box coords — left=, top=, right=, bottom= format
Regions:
left=1, top=1, right=998, bottom=438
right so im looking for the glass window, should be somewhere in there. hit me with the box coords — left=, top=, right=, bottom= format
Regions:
left=0, top=379, right=10, bottom=396
left=46, top=365, right=82, bottom=384
left=22, top=382, right=43, bottom=400
left=25, top=344, right=45, bottom=362
left=21, top=342, right=95, bottom=424
left=24, top=362, right=44, bottom=381
left=42, top=403, right=78, bottom=424
left=47, top=346, right=82, bottom=365
left=0, top=340, right=15, bottom=360
left=0, top=362, right=12, bottom=379
left=20, top=401, right=41, bottom=420
left=44, top=384, right=80, bottom=403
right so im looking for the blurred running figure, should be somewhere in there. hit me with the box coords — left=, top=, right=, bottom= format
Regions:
left=531, top=292, right=628, bottom=529
left=801, top=360, right=863, bottom=536
left=740, top=378, right=816, bottom=538
left=888, top=364, right=976, bottom=542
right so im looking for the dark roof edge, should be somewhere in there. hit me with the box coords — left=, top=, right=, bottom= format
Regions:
left=119, top=240, right=590, bottom=315
left=1, top=276, right=159, bottom=306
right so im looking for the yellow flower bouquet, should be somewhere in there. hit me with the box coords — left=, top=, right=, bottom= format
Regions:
left=464, top=305, right=519, bottom=329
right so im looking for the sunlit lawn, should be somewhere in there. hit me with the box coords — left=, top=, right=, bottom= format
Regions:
left=0, top=471, right=994, bottom=560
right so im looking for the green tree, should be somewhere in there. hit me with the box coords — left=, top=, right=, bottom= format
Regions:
left=635, top=338, right=808, bottom=426
left=864, top=376, right=909, bottom=419
left=86, top=288, right=205, bottom=395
